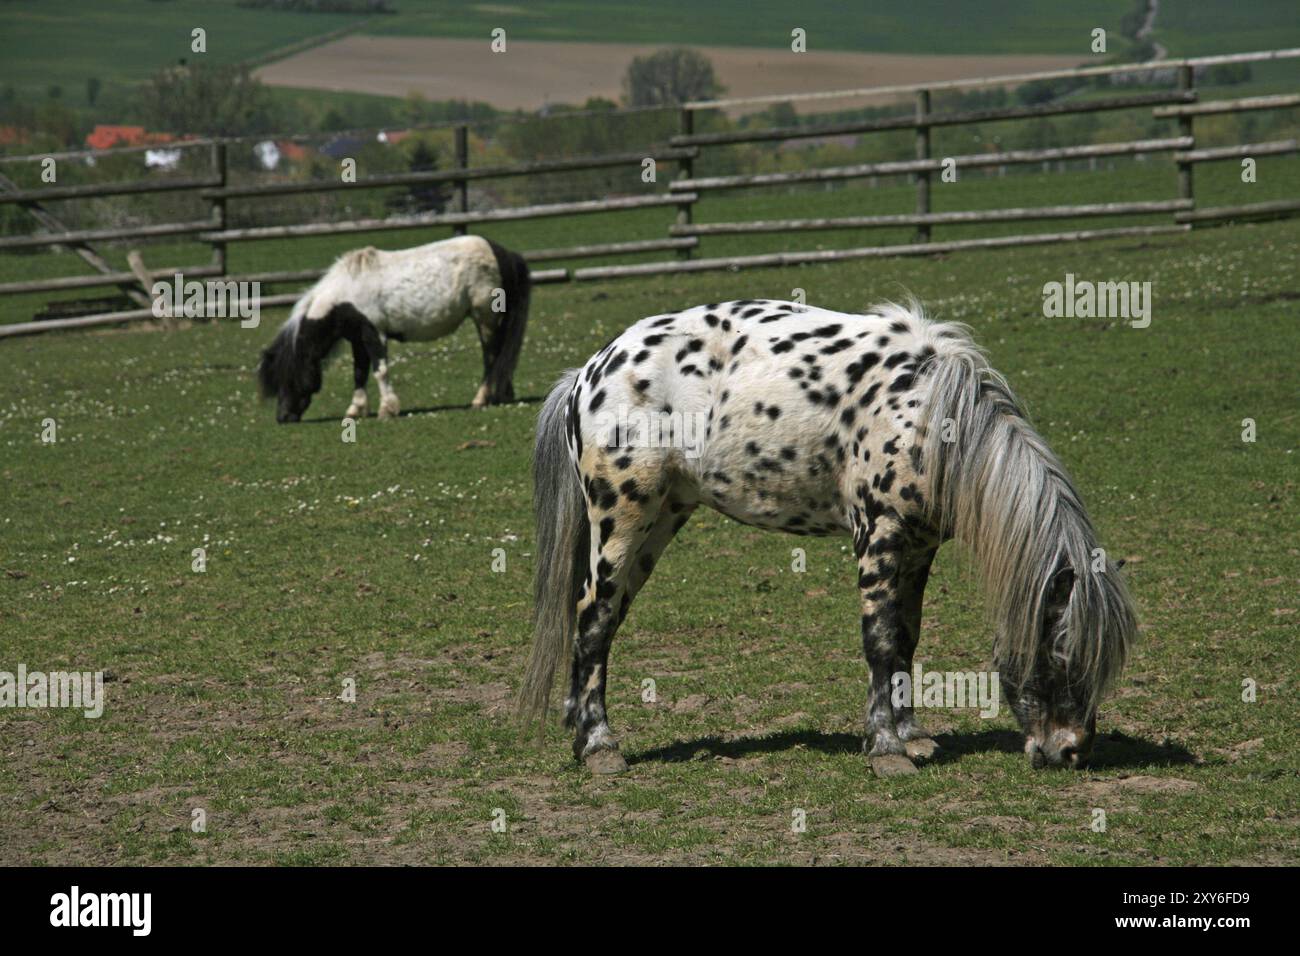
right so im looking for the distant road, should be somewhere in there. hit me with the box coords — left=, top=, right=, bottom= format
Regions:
left=1137, top=0, right=1167, bottom=61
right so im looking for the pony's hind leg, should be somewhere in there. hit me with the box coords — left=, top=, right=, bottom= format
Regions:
left=470, top=312, right=516, bottom=408
left=567, top=468, right=691, bottom=774
left=852, top=512, right=921, bottom=776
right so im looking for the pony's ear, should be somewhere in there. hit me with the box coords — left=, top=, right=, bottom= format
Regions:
left=1115, top=558, right=1127, bottom=570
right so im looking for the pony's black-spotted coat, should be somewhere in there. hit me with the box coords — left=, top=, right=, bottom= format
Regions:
left=521, top=300, right=1137, bottom=776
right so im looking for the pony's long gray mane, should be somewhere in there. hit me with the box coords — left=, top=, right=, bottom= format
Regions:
left=909, top=304, right=1137, bottom=711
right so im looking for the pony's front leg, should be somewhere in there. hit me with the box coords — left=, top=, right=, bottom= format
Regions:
left=338, top=306, right=390, bottom=420
left=854, top=513, right=919, bottom=776
left=344, top=335, right=370, bottom=419
left=893, top=547, right=940, bottom=762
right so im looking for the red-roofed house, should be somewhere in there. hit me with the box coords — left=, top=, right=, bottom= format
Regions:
left=84, top=125, right=176, bottom=150
left=86, top=125, right=146, bottom=149
left=276, top=140, right=309, bottom=162
left=0, top=125, right=31, bottom=147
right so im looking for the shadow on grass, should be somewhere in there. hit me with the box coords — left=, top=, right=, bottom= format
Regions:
left=398, top=395, right=543, bottom=418
left=630, top=728, right=1197, bottom=770
left=1087, top=731, right=1199, bottom=770
left=294, top=394, right=543, bottom=424
left=629, top=729, right=861, bottom=765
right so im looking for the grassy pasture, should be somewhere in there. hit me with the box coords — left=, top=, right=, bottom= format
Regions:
left=5, top=0, right=1299, bottom=109
left=0, top=217, right=1296, bottom=865
left=0, top=0, right=363, bottom=96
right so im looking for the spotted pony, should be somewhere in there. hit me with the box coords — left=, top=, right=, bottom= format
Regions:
left=519, top=299, right=1137, bottom=776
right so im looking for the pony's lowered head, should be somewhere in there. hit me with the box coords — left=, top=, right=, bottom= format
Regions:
left=918, top=321, right=1138, bottom=768
left=257, top=308, right=331, bottom=423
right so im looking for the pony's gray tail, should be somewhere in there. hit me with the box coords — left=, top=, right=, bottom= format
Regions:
left=518, top=369, right=586, bottom=737
left=917, top=321, right=1136, bottom=711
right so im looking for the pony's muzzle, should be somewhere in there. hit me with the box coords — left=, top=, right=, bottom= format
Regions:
left=1026, top=730, right=1091, bottom=769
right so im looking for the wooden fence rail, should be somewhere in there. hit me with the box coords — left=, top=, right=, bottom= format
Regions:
left=0, top=219, right=213, bottom=251
left=671, top=138, right=1194, bottom=193
left=1152, top=92, right=1300, bottom=118
left=670, top=200, right=1195, bottom=236
left=1, top=45, right=1298, bottom=332
left=197, top=147, right=699, bottom=200
left=670, top=90, right=1197, bottom=148
left=198, top=193, right=697, bottom=244
left=1175, top=139, right=1298, bottom=163
left=0, top=176, right=223, bottom=205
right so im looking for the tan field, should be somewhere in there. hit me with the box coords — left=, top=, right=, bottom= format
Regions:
left=255, top=36, right=1085, bottom=113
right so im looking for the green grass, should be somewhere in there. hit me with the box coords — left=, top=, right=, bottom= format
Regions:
left=0, top=0, right=365, bottom=96
left=0, top=218, right=1296, bottom=865
left=362, top=0, right=1136, bottom=55
left=1152, top=1, right=1300, bottom=56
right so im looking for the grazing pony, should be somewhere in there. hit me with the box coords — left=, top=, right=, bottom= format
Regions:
left=520, top=299, right=1137, bottom=776
left=256, top=235, right=530, bottom=423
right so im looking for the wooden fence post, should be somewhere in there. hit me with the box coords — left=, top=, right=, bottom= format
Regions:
left=1176, top=65, right=1196, bottom=224
left=915, top=89, right=931, bottom=243
left=676, top=107, right=694, bottom=259
left=453, top=125, right=469, bottom=236
left=209, top=141, right=227, bottom=276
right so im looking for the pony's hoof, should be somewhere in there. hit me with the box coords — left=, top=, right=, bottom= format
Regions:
left=905, top=737, right=940, bottom=762
left=584, top=749, right=629, bottom=775
left=870, top=754, right=918, bottom=777
left=378, top=401, right=400, bottom=420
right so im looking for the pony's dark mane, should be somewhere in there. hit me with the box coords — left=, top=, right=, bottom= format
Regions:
left=256, top=305, right=349, bottom=402
left=256, top=317, right=300, bottom=400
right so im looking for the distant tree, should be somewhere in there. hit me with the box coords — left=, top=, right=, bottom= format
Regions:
left=33, top=98, right=77, bottom=147
left=86, top=77, right=101, bottom=107
left=750, top=101, right=797, bottom=129
left=389, top=138, right=448, bottom=214
left=403, top=91, right=430, bottom=126
left=622, top=48, right=723, bottom=107
left=139, top=62, right=278, bottom=136
left=320, top=108, right=350, bottom=132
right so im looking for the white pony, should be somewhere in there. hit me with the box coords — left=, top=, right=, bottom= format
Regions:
left=257, top=235, right=530, bottom=423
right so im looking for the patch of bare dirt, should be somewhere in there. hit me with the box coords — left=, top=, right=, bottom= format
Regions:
left=256, top=37, right=1085, bottom=115
left=1074, top=774, right=1199, bottom=799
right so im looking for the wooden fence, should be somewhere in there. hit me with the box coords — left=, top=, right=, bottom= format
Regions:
left=1, top=46, right=1298, bottom=337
